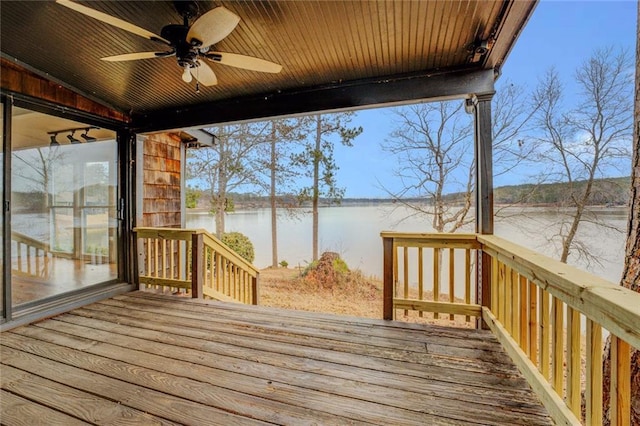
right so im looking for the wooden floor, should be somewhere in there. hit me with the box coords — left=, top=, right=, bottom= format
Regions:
left=1, top=292, right=552, bottom=425
left=12, top=257, right=118, bottom=306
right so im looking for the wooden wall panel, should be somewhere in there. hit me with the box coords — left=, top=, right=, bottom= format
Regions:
left=1, top=58, right=128, bottom=123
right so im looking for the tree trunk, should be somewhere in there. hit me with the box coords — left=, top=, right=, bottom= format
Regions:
left=602, top=6, right=640, bottom=424
left=214, top=195, right=225, bottom=239
left=312, top=115, right=321, bottom=261
left=214, top=139, right=226, bottom=239
left=270, top=122, right=278, bottom=267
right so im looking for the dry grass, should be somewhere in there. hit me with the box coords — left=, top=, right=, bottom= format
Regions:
left=259, top=266, right=475, bottom=328
left=259, top=267, right=383, bottom=319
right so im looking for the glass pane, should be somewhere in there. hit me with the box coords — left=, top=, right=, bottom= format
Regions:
left=11, top=106, right=118, bottom=307
left=1, top=99, right=4, bottom=318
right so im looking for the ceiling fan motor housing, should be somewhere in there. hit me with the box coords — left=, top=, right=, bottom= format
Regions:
left=161, top=24, right=199, bottom=67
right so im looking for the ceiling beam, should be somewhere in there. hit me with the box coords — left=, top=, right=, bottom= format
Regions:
left=132, top=67, right=496, bottom=133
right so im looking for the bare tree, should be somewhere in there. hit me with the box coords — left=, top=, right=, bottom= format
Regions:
left=492, top=80, right=542, bottom=178
left=12, top=146, right=66, bottom=210
left=533, top=48, right=633, bottom=264
left=383, top=81, right=537, bottom=232
left=255, top=118, right=310, bottom=267
left=382, top=101, right=475, bottom=232
left=187, top=123, right=268, bottom=238
left=603, top=13, right=640, bottom=424
left=292, top=113, right=362, bottom=260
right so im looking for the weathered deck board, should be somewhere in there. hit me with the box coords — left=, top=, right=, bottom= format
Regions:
left=1, top=291, right=552, bottom=425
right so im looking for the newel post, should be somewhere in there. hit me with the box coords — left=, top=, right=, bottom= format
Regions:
left=251, top=274, right=259, bottom=305
left=471, top=93, right=494, bottom=327
left=191, top=232, right=204, bottom=299
left=383, top=236, right=394, bottom=320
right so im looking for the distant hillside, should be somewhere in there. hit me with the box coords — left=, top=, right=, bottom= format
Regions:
left=188, top=176, right=631, bottom=210
left=492, top=176, right=630, bottom=206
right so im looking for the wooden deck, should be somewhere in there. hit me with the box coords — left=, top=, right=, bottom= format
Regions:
left=1, top=292, right=552, bottom=425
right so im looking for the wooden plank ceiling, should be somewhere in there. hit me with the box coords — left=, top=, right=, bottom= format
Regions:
left=1, top=1, right=535, bottom=124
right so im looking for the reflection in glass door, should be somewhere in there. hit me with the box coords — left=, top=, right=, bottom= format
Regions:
left=1, top=98, right=5, bottom=320
left=10, top=106, right=118, bottom=307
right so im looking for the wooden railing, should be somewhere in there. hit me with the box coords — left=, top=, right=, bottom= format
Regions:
left=381, top=232, right=481, bottom=323
left=382, top=232, right=639, bottom=426
left=134, top=227, right=259, bottom=305
left=11, top=231, right=51, bottom=278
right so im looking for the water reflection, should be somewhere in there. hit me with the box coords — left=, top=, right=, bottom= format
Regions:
left=187, top=205, right=627, bottom=283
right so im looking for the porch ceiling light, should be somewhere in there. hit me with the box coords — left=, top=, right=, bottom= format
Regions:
left=67, top=130, right=81, bottom=144
left=49, top=133, right=60, bottom=146
left=81, top=128, right=97, bottom=142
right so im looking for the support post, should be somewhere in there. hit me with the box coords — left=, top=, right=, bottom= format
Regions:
left=191, top=233, right=203, bottom=299
left=251, top=275, right=259, bottom=305
left=383, top=237, right=394, bottom=320
left=473, top=93, right=494, bottom=328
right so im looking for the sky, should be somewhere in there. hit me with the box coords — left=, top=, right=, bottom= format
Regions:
left=333, top=1, right=637, bottom=198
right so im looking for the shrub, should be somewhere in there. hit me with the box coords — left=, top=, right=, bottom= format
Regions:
left=222, top=232, right=255, bottom=263
left=279, top=260, right=289, bottom=268
left=301, top=252, right=349, bottom=288
left=185, top=188, right=201, bottom=209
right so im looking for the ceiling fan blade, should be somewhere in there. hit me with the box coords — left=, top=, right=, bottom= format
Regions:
left=56, top=0, right=170, bottom=45
left=101, top=51, right=174, bottom=62
left=187, top=7, right=240, bottom=47
left=206, top=52, right=283, bottom=73
left=191, top=60, right=218, bottom=86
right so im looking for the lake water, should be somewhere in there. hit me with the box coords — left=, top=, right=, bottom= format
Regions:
left=186, top=205, right=628, bottom=284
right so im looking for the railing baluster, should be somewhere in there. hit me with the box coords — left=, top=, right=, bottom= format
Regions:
left=566, top=306, right=581, bottom=416
left=36, top=248, right=41, bottom=276
left=505, top=265, right=512, bottom=333
left=403, top=246, right=409, bottom=316
left=26, top=246, right=32, bottom=275
left=433, top=247, right=440, bottom=319
left=586, top=319, right=603, bottom=426
left=17, top=243, right=22, bottom=273
left=610, top=335, right=631, bottom=426
left=382, top=237, right=394, bottom=320
left=169, top=240, right=175, bottom=280
left=449, top=248, right=455, bottom=320
left=528, top=279, right=537, bottom=363
left=539, top=288, right=550, bottom=379
left=161, top=238, right=167, bottom=280
left=418, top=247, right=424, bottom=318
left=465, top=248, right=471, bottom=322
left=491, top=255, right=498, bottom=319
left=519, top=274, right=528, bottom=355
left=512, top=270, right=520, bottom=345
left=551, top=296, right=564, bottom=395
left=498, top=261, right=506, bottom=323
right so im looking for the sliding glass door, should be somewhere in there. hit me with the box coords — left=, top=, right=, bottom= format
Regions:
left=9, top=106, right=119, bottom=308
left=1, top=98, right=5, bottom=320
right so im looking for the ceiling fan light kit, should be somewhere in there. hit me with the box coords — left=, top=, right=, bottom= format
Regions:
left=56, top=0, right=282, bottom=90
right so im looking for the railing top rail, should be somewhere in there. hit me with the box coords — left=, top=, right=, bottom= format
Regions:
left=478, top=234, right=640, bottom=349
left=11, top=231, right=51, bottom=251
left=380, top=232, right=481, bottom=249
left=133, top=227, right=200, bottom=241
left=380, top=231, right=478, bottom=241
left=200, top=232, right=259, bottom=277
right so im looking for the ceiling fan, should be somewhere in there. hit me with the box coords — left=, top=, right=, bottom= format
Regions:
left=56, top=0, right=283, bottom=87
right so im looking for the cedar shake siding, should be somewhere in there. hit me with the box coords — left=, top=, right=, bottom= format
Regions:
left=142, top=133, right=182, bottom=228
